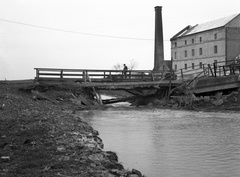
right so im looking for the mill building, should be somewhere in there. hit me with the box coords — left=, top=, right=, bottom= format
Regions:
left=170, top=13, right=240, bottom=77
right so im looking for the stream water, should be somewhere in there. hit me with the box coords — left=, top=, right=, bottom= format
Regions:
left=78, top=107, right=240, bottom=177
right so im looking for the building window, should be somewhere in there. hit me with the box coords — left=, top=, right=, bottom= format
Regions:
left=214, top=34, right=217, bottom=40
left=214, top=45, right=218, bottom=54
left=174, top=42, right=177, bottom=47
left=185, top=64, right=187, bottom=70
left=192, top=63, right=195, bottom=69
left=192, top=49, right=195, bottom=56
left=199, top=37, right=202, bottom=43
left=199, top=48, right=203, bottom=55
left=185, top=40, right=187, bottom=45
left=199, top=62, right=202, bottom=69
left=184, top=50, right=187, bottom=57
left=192, top=38, right=194, bottom=44
left=175, top=64, right=177, bottom=71
left=174, top=52, right=177, bottom=59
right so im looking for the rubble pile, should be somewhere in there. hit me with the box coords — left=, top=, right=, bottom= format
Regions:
left=130, top=88, right=240, bottom=112
left=193, top=90, right=240, bottom=111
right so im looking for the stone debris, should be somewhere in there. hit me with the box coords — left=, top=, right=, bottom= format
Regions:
left=1, top=156, right=10, bottom=163
left=212, top=98, right=224, bottom=106
left=130, top=88, right=240, bottom=111
left=132, top=168, right=142, bottom=177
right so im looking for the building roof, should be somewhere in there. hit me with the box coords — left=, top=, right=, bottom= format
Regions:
left=171, top=13, right=240, bottom=39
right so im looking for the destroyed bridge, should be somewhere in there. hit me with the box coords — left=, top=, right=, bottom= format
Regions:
left=34, top=59, right=240, bottom=105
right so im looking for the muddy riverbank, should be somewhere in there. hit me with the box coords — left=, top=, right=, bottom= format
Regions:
left=0, top=81, right=143, bottom=177
left=1, top=80, right=239, bottom=177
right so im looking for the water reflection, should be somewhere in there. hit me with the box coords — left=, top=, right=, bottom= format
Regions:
left=79, top=109, right=240, bottom=177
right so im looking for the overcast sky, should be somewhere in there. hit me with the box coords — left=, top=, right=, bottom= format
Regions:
left=0, top=0, right=240, bottom=80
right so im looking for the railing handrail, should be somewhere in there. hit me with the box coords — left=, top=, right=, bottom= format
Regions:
left=35, top=57, right=240, bottom=82
left=34, top=68, right=169, bottom=82
left=174, top=58, right=238, bottom=73
left=173, top=58, right=240, bottom=80
left=34, top=68, right=153, bottom=73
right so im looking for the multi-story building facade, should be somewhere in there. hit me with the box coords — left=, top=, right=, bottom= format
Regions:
left=170, top=14, right=240, bottom=76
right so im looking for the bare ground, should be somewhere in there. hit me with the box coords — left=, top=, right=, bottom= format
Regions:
left=0, top=81, right=139, bottom=177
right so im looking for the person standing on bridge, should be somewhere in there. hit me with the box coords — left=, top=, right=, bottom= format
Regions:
left=123, top=64, right=128, bottom=78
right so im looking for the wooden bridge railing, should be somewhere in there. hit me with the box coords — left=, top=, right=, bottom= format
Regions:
left=35, top=59, right=240, bottom=83
left=174, top=59, right=240, bottom=80
left=34, top=68, right=167, bottom=82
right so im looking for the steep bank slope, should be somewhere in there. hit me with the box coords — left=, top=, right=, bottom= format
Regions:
left=0, top=82, right=142, bottom=177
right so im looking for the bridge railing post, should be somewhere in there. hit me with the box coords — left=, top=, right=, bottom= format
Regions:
left=83, top=71, right=87, bottom=82
left=60, top=70, right=63, bottom=79
left=213, top=63, right=217, bottom=77
left=180, top=69, right=183, bottom=80
left=232, top=66, right=235, bottom=75
left=35, top=69, right=39, bottom=80
left=151, top=72, right=155, bottom=81
left=228, top=66, right=231, bottom=75
left=222, top=66, right=226, bottom=75
left=128, top=71, right=131, bottom=79
left=109, top=71, right=112, bottom=81
left=208, top=64, right=214, bottom=77
left=203, top=64, right=206, bottom=76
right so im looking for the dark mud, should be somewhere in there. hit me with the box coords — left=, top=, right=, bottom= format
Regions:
left=0, top=82, right=143, bottom=177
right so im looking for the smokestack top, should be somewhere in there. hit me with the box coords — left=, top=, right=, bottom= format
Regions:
left=154, top=6, right=162, bottom=10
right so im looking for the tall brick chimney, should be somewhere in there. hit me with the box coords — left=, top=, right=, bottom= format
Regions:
left=153, top=6, right=164, bottom=71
